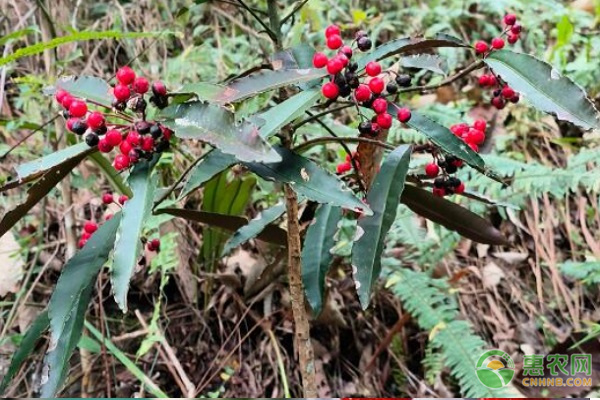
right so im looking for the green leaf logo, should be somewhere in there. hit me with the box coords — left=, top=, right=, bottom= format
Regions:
left=475, top=349, right=516, bottom=389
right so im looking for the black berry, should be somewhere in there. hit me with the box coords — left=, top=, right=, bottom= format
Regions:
left=85, top=132, right=99, bottom=146
left=72, top=120, right=88, bottom=135
left=357, top=37, right=372, bottom=51
left=135, top=121, right=151, bottom=135
left=94, top=125, right=107, bottom=135
left=348, top=62, right=358, bottom=72
left=395, top=74, right=411, bottom=87
left=358, top=121, right=372, bottom=135
left=150, top=124, right=162, bottom=139
left=112, top=99, right=126, bottom=111
left=386, top=83, right=398, bottom=94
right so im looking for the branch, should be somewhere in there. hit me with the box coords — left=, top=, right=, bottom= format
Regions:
left=281, top=0, right=310, bottom=25
left=236, top=0, right=278, bottom=43
left=396, top=60, right=485, bottom=94
left=293, top=136, right=396, bottom=152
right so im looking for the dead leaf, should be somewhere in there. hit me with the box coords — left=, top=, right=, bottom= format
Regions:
left=0, top=232, right=24, bottom=297
left=482, top=262, right=505, bottom=288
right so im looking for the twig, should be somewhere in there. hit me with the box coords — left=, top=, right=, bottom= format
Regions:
left=0, top=114, right=59, bottom=161
left=280, top=0, right=310, bottom=25
left=292, top=104, right=354, bottom=130
left=395, top=59, right=485, bottom=94
left=236, top=0, right=278, bottom=42
left=153, top=151, right=208, bottom=208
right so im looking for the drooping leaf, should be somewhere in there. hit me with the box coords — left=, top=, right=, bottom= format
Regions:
left=485, top=50, right=600, bottom=131
left=0, top=311, right=49, bottom=395
left=301, top=204, right=343, bottom=315
left=0, top=150, right=89, bottom=238
left=89, top=153, right=133, bottom=197
left=15, top=143, right=95, bottom=184
left=161, top=101, right=281, bottom=163
left=47, top=76, right=113, bottom=108
left=179, top=150, right=237, bottom=199
left=112, top=161, right=158, bottom=311
left=0, top=30, right=167, bottom=67
left=214, top=68, right=327, bottom=104
left=352, top=145, right=412, bottom=308
left=271, top=44, right=321, bottom=89
left=48, top=214, right=122, bottom=350
left=222, top=202, right=286, bottom=256
left=246, top=146, right=372, bottom=215
left=401, top=184, right=508, bottom=245
left=356, top=34, right=466, bottom=69
left=155, top=207, right=287, bottom=246
left=400, top=54, right=448, bottom=75
left=40, top=283, right=93, bottom=398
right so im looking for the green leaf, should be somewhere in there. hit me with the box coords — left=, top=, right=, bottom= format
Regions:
left=0, top=27, right=38, bottom=47
left=0, top=311, right=49, bottom=395
left=404, top=109, right=485, bottom=170
left=84, top=321, right=168, bottom=398
left=156, top=207, right=287, bottom=246
left=179, top=150, right=237, bottom=199
left=48, top=76, right=113, bottom=108
left=0, top=150, right=89, bottom=238
left=214, top=68, right=327, bottom=103
left=351, top=145, right=412, bottom=309
left=556, top=15, right=574, bottom=47
left=256, top=88, right=321, bottom=139
left=47, top=214, right=121, bottom=350
left=40, top=283, right=93, bottom=397
left=400, top=185, right=508, bottom=245
left=356, top=34, right=466, bottom=69
left=301, top=204, right=343, bottom=315
left=0, top=31, right=167, bottom=67
left=171, top=82, right=225, bottom=103
left=15, top=143, right=95, bottom=184
left=161, top=101, right=281, bottom=163
left=112, top=161, right=158, bottom=311
left=222, top=202, right=286, bottom=256
left=484, top=50, right=600, bottom=131
left=246, top=146, right=372, bottom=215
left=400, top=54, right=448, bottom=75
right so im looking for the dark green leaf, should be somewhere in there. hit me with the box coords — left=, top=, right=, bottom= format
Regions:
left=302, top=204, right=343, bottom=315
left=179, top=150, right=237, bottom=199
left=256, top=88, right=321, bottom=139
left=0, top=311, right=49, bottom=395
left=112, top=161, right=158, bottom=311
left=485, top=50, right=600, bottom=131
left=16, top=143, right=95, bottom=184
left=400, top=54, right=448, bottom=75
left=356, top=34, right=466, bottom=69
left=49, top=76, right=113, bottom=108
left=170, top=82, right=225, bottom=103
left=352, top=145, right=412, bottom=308
left=246, top=146, right=372, bottom=215
left=0, top=150, right=89, bottom=238
left=155, top=207, right=288, bottom=246
left=222, top=202, right=286, bottom=256
left=48, top=214, right=122, bottom=348
left=215, top=68, right=327, bottom=103
left=161, top=101, right=281, bottom=163
left=401, top=185, right=508, bottom=245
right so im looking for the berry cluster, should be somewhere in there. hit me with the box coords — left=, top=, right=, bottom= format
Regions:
left=55, top=66, right=173, bottom=172
left=313, top=25, right=412, bottom=138
left=422, top=119, right=488, bottom=197
left=474, top=13, right=524, bottom=109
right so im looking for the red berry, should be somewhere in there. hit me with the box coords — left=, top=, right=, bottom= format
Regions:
left=336, top=162, right=352, bottom=174
left=372, top=98, right=388, bottom=114
left=501, top=86, right=515, bottom=99
left=114, top=154, right=130, bottom=171
left=354, top=85, right=371, bottom=102
left=118, top=195, right=129, bottom=205
left=128, top=149, right=140, bottom=164
left=468, top=142, right=480, bottom=152
left=119, top=140, right=133, bottom=155
left=326, top=34, right=343, bottom=50
left=511, top=24, right=522, bottom=34
left=326, top=58, right=344, bottom=75
left=55, top=89, right=69, bottom=103
left=371, top=122, right=381, bottom=135
left=132, top=77, right=149, bottom=94
left=113, top=84, right=131, bottom=102
left=473, top=119, right=487, bottom=132
left=98, top=138, right=113, bottom=153
left=425, top=163, right=440, bottom=177
left=504, top=14, right=517, bottom=26
left=488, top=75, right=498, bottom=86
left=397, top=107, right=412, bottom=123
left=507, top=34, right=520, bottom=44
left=147, top=238, right=161, bottom=252
left=368, top=77, right=385, bottom=94
left=336, top=53, right=349, bottom=67
left=78, top=238, right=88, bottom=249
left=465, top=128, right=485, bottom=145
left=82, top=232, right=92, bottom=240
left=102, top=193, right=114, bottom=204
left=313, top=52, right=328, bottom=68
left=491, top=96, right=506, bottom=109
left=141, top=136, right=155, bottom=152
left=116, top=66, right=136, bottom=85
left=84, top=221, right=98, bottom=234
left=478, top=75, right=491, bottom=87
left=87, top=111, right=105, bottom=129
left=69, top=100, right=88, bottom=118
left=452, top=159, right=464, bottom=168
left=509, top=94, right=520, bottom=104
left=455, top=182, right=466, bottom=194
left=126, top=131, right=141, bottom=146
left=474, top=41, right=489, bottom=54
left=321, top=82, right=339, bottom=99
left=66, top=117, right=78, bottom=132
left=432, top=187, right=446, bottom=197
left=491, top=37, right=505, bottom=50
left=106, top=129, right=123, bottom=146
left=151, top=81, right=167, bottom=96
left=325, top=24, right=341, bottom=38
left=450, top=123, right=469, bottom=137
left=365, top=61, right=382, bottom=77
left=61, top=94, right=74, bottom=109
left=161, top=126, right=173, bottom=140
left=376, top=113, right=393, bottom=129
left=340, top=45, right=353, bottom=58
